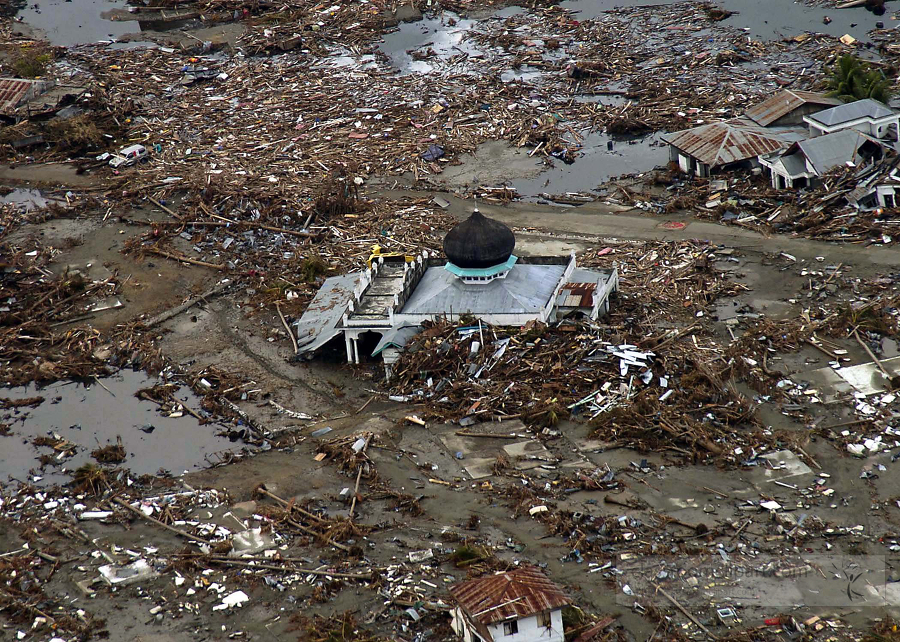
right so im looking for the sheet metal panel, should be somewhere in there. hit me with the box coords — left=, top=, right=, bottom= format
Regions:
left=745, top=90, right=840, bottom=127
left=450, top=566, right=570, bottom=625
left=662, top=118, right=793, bottom=167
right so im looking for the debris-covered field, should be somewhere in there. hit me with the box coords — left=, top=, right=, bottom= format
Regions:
left=2, top=0, right=900, bottom=640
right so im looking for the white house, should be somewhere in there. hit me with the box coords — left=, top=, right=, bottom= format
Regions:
left=803, top=98, right=899, bottom=141
left=758, top=129, right=885, bottom=189
left=450, top=566, right=570, bottom=642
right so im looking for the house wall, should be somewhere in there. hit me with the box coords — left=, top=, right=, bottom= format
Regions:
left=809, top=116, right=900, bottom=141
left=876, top=185, right=899, bottom=208
left=485, top=611, right=565, bottom=642
left=770, top=103, right=837, bottom=127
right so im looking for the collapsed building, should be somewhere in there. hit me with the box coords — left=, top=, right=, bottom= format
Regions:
left=294, top=210, right=618, bottom=375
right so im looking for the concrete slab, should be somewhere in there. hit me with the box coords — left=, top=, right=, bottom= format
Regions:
left=797, top=355, right=900, bottom=399
left=463, top=458, right=496, bottom=480
left=834, top=358, right=900, bottom=396
left=503, top=440, right=552, bottom=470
left=758, top=450, right=813, bottom=482
left=792, top=365, right=854, bottom=402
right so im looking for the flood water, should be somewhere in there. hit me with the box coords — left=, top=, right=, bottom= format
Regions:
left=15, top=0, right=138, bottom=46
left=561, top=0, right=890, bottom=42
left=1, top=189, right=49, bottom=211
left=380, top=13, right=480, bottom=75
left=0, top=370, right=239, bottom=486
left=512, top=131, right=668, bottom=197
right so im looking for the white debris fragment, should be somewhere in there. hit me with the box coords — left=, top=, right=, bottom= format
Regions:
left=213, top=590, right=250, bottom=611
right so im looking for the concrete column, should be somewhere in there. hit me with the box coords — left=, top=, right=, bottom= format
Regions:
left=344, top=334, right=353, bottom=363
left=352, top=337, right=360, bottom=364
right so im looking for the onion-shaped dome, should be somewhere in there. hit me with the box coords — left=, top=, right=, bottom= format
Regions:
left=442, top=209, right=515, bottom=269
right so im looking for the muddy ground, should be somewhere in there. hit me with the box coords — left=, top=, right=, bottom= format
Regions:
left=2, top=0, right=900, bottom=639
left=2, top=154, right=900, bottom=640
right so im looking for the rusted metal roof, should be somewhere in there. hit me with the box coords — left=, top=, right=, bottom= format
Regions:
left=745, top=90, right=840, bottom=127
left=661, top=118, right=794, bottom=168
left=557, top=282, right=596, bottom=308
left=450, top=566, right=570, bottom=625
left=0, top=78, right=39, bottom=114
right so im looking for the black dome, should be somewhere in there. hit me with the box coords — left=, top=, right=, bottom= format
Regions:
left=443, top=210, right=515, bottom=269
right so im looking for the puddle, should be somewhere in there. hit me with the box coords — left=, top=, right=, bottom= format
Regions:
left=379, top=13, right=481, bottom=74
left=501, top=65, right=544, bottom=84
left=511, top=131, right=667, bottom=197
left=1, top=189, right=48, bottom=211
left=0, top=370, right=240, bottom=485
left=560, top=0, right=680, bottom=19
left=14, top=0, right=139, bottom=47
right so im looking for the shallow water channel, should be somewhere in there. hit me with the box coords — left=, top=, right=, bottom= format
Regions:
left=0, top=370, right=239, bottom=486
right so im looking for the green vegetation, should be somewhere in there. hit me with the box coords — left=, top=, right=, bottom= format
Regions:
left=11, top=47, right=51, bottom=78
left=827, top=55, right=893, bottom=104
left=298, top=254, right=329, bottom=282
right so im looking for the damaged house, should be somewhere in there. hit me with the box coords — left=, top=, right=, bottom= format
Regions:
left=293, top=210, right=618, bottom=375
left=661, top=117, right=806, bottom=177
left=758, top=129, right=886, bottom=189
left=662, top=92, right=897, bottom=180
left=803, top=98, right=899, bottom=141
left=449, top=566, right=570, bottom=642
left=744, top=89, right=842, bottom=128
left=846, top=155, right=900, bottom=210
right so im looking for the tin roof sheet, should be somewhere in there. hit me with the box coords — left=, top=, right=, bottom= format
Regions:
left=557, top=282, right=596, bottom=308
left=294, top=273, right=358, bottom=354
left=450, top=566, right=570, bottom=625
left=0, top=78, right=38, bottom=114
left=662, top=118, right=795, bottom=168
left=745, top=90, right=840, bottom=126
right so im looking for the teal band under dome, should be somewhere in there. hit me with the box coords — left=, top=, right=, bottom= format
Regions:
left=444, top=255, right=518, bottom=278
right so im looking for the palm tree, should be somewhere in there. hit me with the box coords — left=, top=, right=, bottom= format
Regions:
left=827, top=55, right=893, bottom=103
left=857, top=68, right=893, bottom=103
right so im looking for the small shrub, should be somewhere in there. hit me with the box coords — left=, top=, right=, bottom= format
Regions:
left=11, top=47, right=51, bottom=78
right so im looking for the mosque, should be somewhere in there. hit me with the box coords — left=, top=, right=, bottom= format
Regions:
left=294, top=210, right=618, bottom=375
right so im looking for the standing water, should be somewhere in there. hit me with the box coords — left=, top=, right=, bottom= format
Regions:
left=14, top=0, right=138, bottom=46
left=0, top=370, right=241, bottom=486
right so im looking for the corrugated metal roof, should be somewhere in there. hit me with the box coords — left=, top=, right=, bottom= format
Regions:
left=557, top=282, right=596, bottom=308
left=371, top=324, right=420, bottom=356
left=806, top=98, right=895, bottom=127
left=0, top=78, right=39, bottom=114
left=450, top=566, right=570, bottom=625
left=661, top=118, right=793, bottom=167
left=745, top=90, right=841, bottom=126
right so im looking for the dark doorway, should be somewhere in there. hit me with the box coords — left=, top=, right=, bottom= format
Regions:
left=356, top=331, right=383, bottom=361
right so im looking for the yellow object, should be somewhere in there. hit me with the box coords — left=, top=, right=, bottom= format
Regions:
left=367, top=244, right=415, bottom=269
